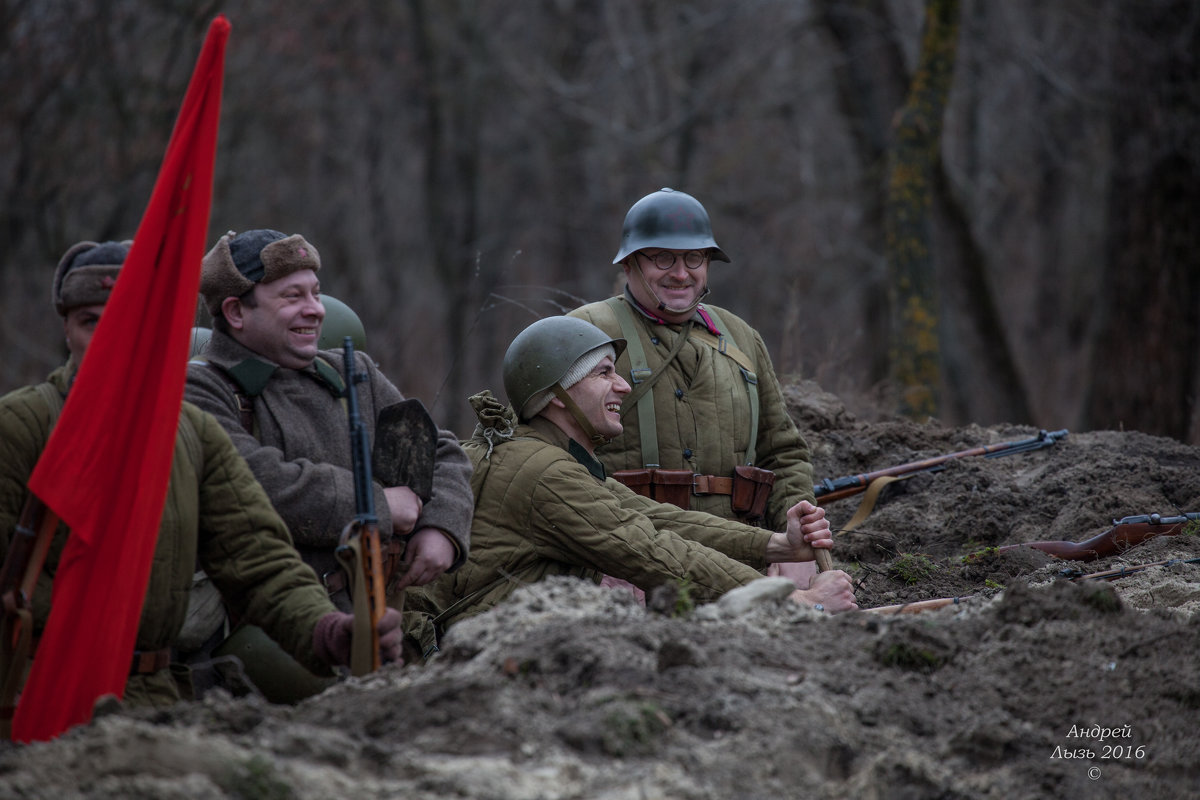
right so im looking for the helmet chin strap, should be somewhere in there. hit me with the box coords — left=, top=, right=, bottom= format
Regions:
left=551, top=384, right=608, bottom=448
left=633, top=262, right=709, bottom=317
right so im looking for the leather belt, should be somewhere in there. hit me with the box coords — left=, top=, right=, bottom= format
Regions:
left=129, top=647, right=172, bottom=676
left=692, top=474, right=734, bottom=495
left=322, top=568, right=348, bottom=596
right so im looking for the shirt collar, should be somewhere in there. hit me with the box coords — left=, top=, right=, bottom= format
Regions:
left=622, top=285, right=721, bottom=336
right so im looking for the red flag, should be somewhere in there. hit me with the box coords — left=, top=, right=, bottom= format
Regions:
left=14, top=16, right=231, bottom=743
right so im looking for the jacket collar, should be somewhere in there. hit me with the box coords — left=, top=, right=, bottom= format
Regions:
left=526, top=416, right=607, bottom=481
left=621, top=285, right=721, bottom=336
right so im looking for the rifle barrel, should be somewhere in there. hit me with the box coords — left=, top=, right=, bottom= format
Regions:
left=814, top=429, right=1068, bottom=502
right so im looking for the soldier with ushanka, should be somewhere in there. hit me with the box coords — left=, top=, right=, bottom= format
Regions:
left=0, top=240, right=403, bottom=710
left=185, top=230, right=474, bottom=613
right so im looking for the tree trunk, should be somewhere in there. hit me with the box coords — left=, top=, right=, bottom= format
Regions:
left=885, top=0, right=961, bottom=419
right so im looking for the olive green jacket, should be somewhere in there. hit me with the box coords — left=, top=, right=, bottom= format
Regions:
left=569, top=293, right=815, bottom=530
left=185, top=331, right=473, bottom=584
left=0, top=362, right=337, bottom=704
left=411, top=394, right=772, bottom=634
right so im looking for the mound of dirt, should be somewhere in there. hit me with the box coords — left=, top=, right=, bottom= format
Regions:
left=2, top=379, right=1198, bottom=798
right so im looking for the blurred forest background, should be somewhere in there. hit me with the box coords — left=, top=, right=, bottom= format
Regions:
left=2, top=0, right=1197, bottom=441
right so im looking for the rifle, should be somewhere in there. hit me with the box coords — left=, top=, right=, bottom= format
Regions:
left=867, top=552, right=1200, bottom=615
left=996, top=512, right=1200, bottom=562
left=815, top=429, right=1068, bottom=504
left=0, top=495, right=60, bottom=738
left=334, top=337, right=387, bottom=676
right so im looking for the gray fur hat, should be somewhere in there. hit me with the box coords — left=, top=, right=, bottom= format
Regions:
left=52, top=240, right=132, bottom=316
left=200, top=229, right=321, bottom=315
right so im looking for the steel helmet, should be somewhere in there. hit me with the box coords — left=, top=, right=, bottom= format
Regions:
left=612, top=187, right=730, bottom=264
left=317, top=294, right=367, bottom=351
left=503, top=316, right=626, bottom=421
left=189, top=327, right=212, bottom=357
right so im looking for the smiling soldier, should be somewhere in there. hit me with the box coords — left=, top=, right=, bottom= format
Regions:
left=406, top=316, right=855, bottom=654
left=185, top=230, right=473, bottom=674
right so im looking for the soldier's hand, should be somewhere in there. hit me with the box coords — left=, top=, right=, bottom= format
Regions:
left=790, top=569, right=858, bottom=614
left=378, top=608, right=405, bottom=664
left=390, top=527, right=456, bottom=590
left=384, top=485, right=423, bottom=535
left=776, top=500, right=830, bottom=562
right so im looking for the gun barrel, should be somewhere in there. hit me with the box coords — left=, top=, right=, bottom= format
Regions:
left=813, top=429, right=1068, bottom=502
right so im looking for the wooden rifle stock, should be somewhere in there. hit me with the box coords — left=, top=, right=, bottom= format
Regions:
left=814, top=429, right=1068, bottom=504
left=997, top=512, right=1200, bottom=562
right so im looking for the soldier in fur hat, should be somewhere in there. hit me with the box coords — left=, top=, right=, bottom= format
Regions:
left=0, top=240, right=404, bottom=710
left=185, top=230, right=473, bottom=616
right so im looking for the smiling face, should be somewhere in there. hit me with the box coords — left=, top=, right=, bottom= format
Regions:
left=560, top=355, right=631, bottom=443
left=622, top=248, right=710, bottom=323
left=222, top=269, right=324, bottom=369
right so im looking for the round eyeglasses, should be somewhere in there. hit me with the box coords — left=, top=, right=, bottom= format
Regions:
left=638, top=249, right=709, bottom=271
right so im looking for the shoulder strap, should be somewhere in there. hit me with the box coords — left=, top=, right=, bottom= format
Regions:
left=608, top=297, right=667, bottom=467
left=692, top=307, right=760, bottom=466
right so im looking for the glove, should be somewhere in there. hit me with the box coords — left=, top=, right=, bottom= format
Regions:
left=313, top=609, right=405, bottom=667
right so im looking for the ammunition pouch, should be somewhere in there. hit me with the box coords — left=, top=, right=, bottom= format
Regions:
left=731, top=465, right=776, bottom=521
left=612, top=468, right=694, bottom=509
left=614, top=465, right=776, bottom=522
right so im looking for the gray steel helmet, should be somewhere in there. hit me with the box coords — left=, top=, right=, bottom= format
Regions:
left=612, top=187, right=730, bottom=264
left=317, top=294, right=367, bottom=351
left=189, top=327, right=212, bottom=357
left=503, top=316, right=626, bottom=421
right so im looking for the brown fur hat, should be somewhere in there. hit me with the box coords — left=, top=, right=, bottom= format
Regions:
left=52, top=240, right=132, bottom=316
left=200, top=229, right=321, bottom=316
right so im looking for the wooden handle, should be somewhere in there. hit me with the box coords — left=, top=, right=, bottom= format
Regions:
left=814, top=548, right=834, bottom=573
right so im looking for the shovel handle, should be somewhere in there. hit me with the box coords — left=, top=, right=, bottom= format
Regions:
left=814, top=548, right=834, bottom=573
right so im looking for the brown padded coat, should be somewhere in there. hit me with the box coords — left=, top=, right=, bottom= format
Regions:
left=411, top=395, right=774, bottom=635
left=185, top=331, right=473, bottom=585
left=0, top=362, right=337, bottom=706
left=569, top=295, right=815, bottom=531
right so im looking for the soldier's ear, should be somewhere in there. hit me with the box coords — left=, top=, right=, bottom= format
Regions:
left=221, top=295, right=246, bottom=330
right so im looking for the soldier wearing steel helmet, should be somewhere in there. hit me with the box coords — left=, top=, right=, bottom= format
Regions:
left=569, top=188, right=824, bottom=592
left=184, top=230, right=473, bottom=617
left=407, top=316, right=855, bottom=652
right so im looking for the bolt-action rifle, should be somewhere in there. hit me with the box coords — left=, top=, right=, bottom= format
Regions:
left=335, top=337, right=387, bottom=676
left=0, top=495, right=60, bottom=738
left=868, top=551, right=1200, bottom=615
left=996, top=512, right=1200, bottom=562
left=815, top=429, right=1068, bottom=504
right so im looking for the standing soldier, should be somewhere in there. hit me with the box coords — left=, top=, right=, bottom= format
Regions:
left=0, top=240, right=402, bottom=710
left=570, top=188, right=821, bottom=588
left=185, top=229, right=473, bottom=613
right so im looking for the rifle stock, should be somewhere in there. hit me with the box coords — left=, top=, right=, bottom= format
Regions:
left=814, top=429, right=1068, bottom=504
left=336, top=338, right=386, bottom=675
left=997, top=512, right=1200, bottom=562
